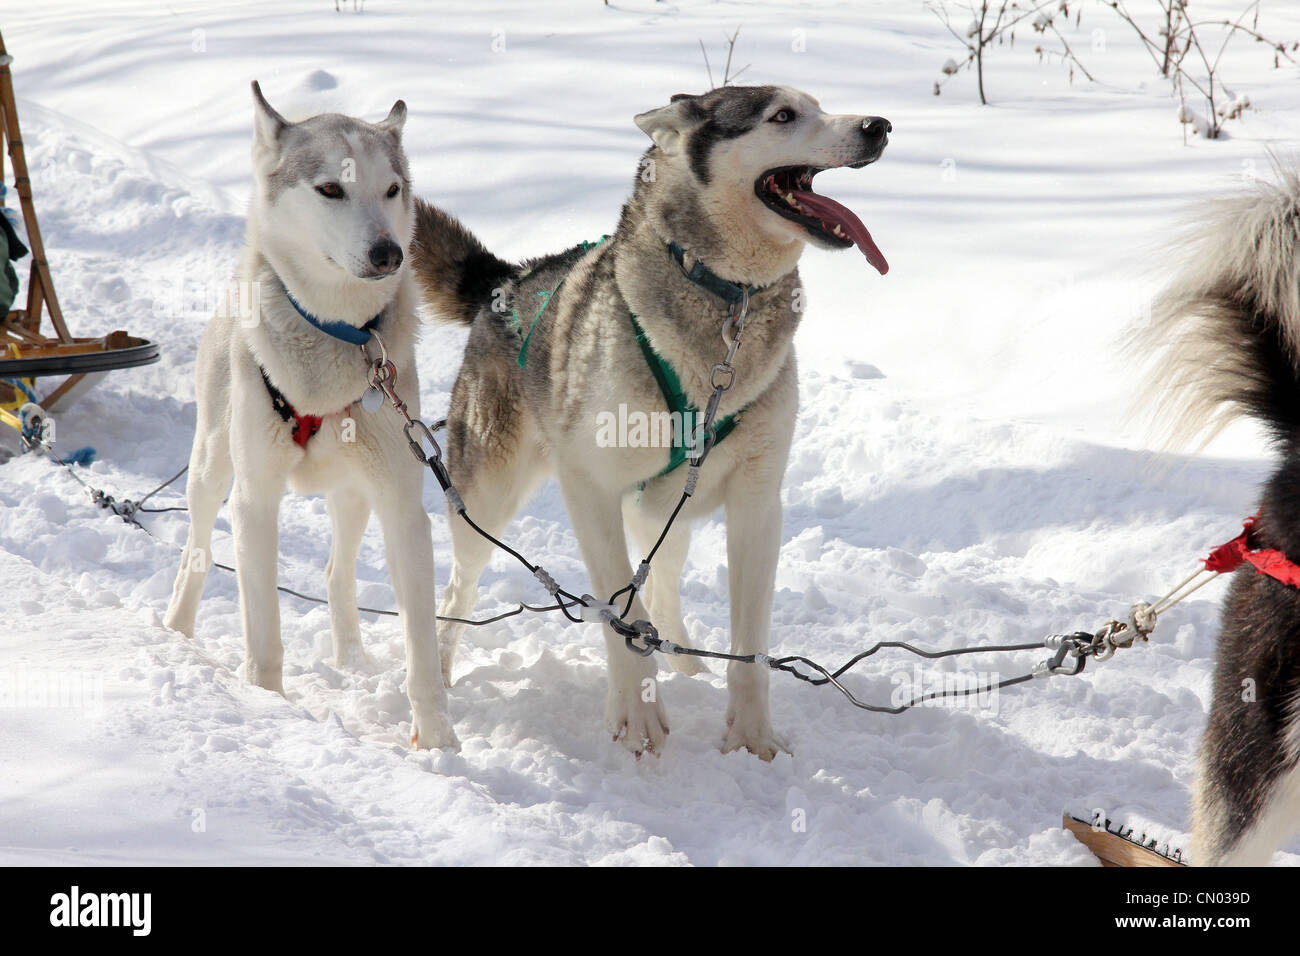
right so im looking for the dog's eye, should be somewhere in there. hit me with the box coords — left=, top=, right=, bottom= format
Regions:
left=769, top=109, right=795, bottom=124
left=315, top=183, right=345, bottom=199
left=386, top=183, right=401, bottom=199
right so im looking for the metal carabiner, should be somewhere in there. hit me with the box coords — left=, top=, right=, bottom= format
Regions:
left=620, top=619, right=660, bottom=657
left=1049, top=638, right=1087, bottom=675
left=624, top=635, right=657, bottom=657
left=1036, top=634, right=1087, bottom=677
left=403, top=419, right=441, bottom=465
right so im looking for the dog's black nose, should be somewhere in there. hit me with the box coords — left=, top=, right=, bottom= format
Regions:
left=862, top=116, right=892, bottom=141
left=369, top=239, right=403, bottom=274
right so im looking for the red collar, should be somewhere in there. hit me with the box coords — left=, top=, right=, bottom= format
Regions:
left=1204, top=516, right=1300, bottom=588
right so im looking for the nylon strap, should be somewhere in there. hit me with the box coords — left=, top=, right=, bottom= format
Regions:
left=258, top=366, right=323, bottom=448
left=282, top=284, right=384, bottom=346
left=514, top=237, right=609, bottom=369
left=1204, top=515, right=1300, bottom=588
left=508, top=236, right=743, bottom=479
left=667, top=242, right=764, bottom=306
left=630, top=313, right=739, bottom=479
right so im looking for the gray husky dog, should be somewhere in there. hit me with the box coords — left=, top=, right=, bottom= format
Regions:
left=1142, top=165, right=1300, bottom=864
left=411, top=85, right=890, bottom=758
left=165, top=83, right=457, bottom=751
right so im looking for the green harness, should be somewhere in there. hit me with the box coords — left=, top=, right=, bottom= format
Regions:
left=513, top=238, right=747, bottom=481
left=629, top=313, right=740, bottom=479
left=512, top=236, right=608, bottom=369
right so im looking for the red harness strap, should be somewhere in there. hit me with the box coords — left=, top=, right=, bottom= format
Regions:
left=1204, top=516, right=1300, bottom=588
left=259, top=365, right=332, bottom=448
left=291, top=412, right=322, bottom=448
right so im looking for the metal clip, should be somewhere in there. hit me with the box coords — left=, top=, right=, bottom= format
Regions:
left=1034, top=635, right=1087, bottom=677
left=360, top=328, right=389, bottom=370
left=720, top=288, right=751, bottom=353
left=367, top=357, right=395, bottom=390
left=1091, top=620, right=1129, bottom=662
left=403, top=419, right=440, bottom=465
left=622, top=619, right=660, bottom=657
left=710, top=362, right=736, bottom=391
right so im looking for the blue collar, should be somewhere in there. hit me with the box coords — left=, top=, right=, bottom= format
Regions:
left=667, top=242, right=765, bottom=307
left=282, top=284, right=385, bottom=346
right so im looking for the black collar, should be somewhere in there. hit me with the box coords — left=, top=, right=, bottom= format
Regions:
left=667, top=242, right=765, bottom=307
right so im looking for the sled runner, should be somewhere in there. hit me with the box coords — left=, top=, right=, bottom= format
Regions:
left=0, top=29, right=158, bottom=439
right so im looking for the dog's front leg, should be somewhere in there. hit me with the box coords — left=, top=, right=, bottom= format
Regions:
left=230, top=475, right=287, bottom=695
left=376, top=493, right=457, bottom=751
left=325, top=489, right=371, bottom=671
left=722, top=485, right=787, bottom=760
left=557, top=465, right=668, bottom=757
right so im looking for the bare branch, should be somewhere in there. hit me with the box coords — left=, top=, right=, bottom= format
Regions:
left=699, top=39, right=714, bottom=90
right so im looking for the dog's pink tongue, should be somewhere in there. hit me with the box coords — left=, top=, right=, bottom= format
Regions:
left=791, top=190, right=888, bottom=275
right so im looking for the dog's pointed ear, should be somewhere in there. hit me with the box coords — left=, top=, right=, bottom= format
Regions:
left=251, top=80, right=290, bottom=149
left=634, top=94, right=703, bottom=156
left=378, top=100, right=407, bottom=138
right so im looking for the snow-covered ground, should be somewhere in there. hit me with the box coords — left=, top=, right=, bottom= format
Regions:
left=2, top=0, right=1298, bottom=865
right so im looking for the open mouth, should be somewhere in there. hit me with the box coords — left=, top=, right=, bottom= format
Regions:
left=755, top=166, right=888, bottom=275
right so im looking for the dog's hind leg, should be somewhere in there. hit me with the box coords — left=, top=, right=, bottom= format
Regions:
left=325, top=488, right=371, bottom=671
left=437, top=439, right=546, bottom=686
left=1193, top=684, right=1300, bottom=866
left=1194, top=762, right=1300, bottom=866
left=1192, top=576, right=1300, bottom=866
left=624, top=496, right=706, bottom=676
left=164, top=423, right=233, bottom=639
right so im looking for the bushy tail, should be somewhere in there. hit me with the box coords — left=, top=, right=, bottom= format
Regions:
left=1139, top=163, right=1300, bottom=451
left=409, top=198, right=515, bottom=325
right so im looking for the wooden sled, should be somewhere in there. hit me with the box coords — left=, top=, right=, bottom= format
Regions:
left=0, top=28, right=159, bottom=439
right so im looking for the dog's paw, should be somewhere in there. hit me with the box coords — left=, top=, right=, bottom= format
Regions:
left=410, top=713, right=459, bottom=751
left=246, top=665, right=285, bottom=697
left=161, top=609, right=193, bottom=640
left=722, top=710, right=788, bottom=762
left=606, top=690, right=669, bottom=759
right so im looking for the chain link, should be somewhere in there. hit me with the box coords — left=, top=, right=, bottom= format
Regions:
left=362, top=332, right=444, bottom=467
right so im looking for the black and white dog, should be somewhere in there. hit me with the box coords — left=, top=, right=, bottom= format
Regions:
left=410, top=85, right=890, bottom=758
left=1145, top=165, right=1300, bottom=865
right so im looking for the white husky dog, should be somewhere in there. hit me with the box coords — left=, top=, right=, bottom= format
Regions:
left=164, top=82, right=457, bottom=750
